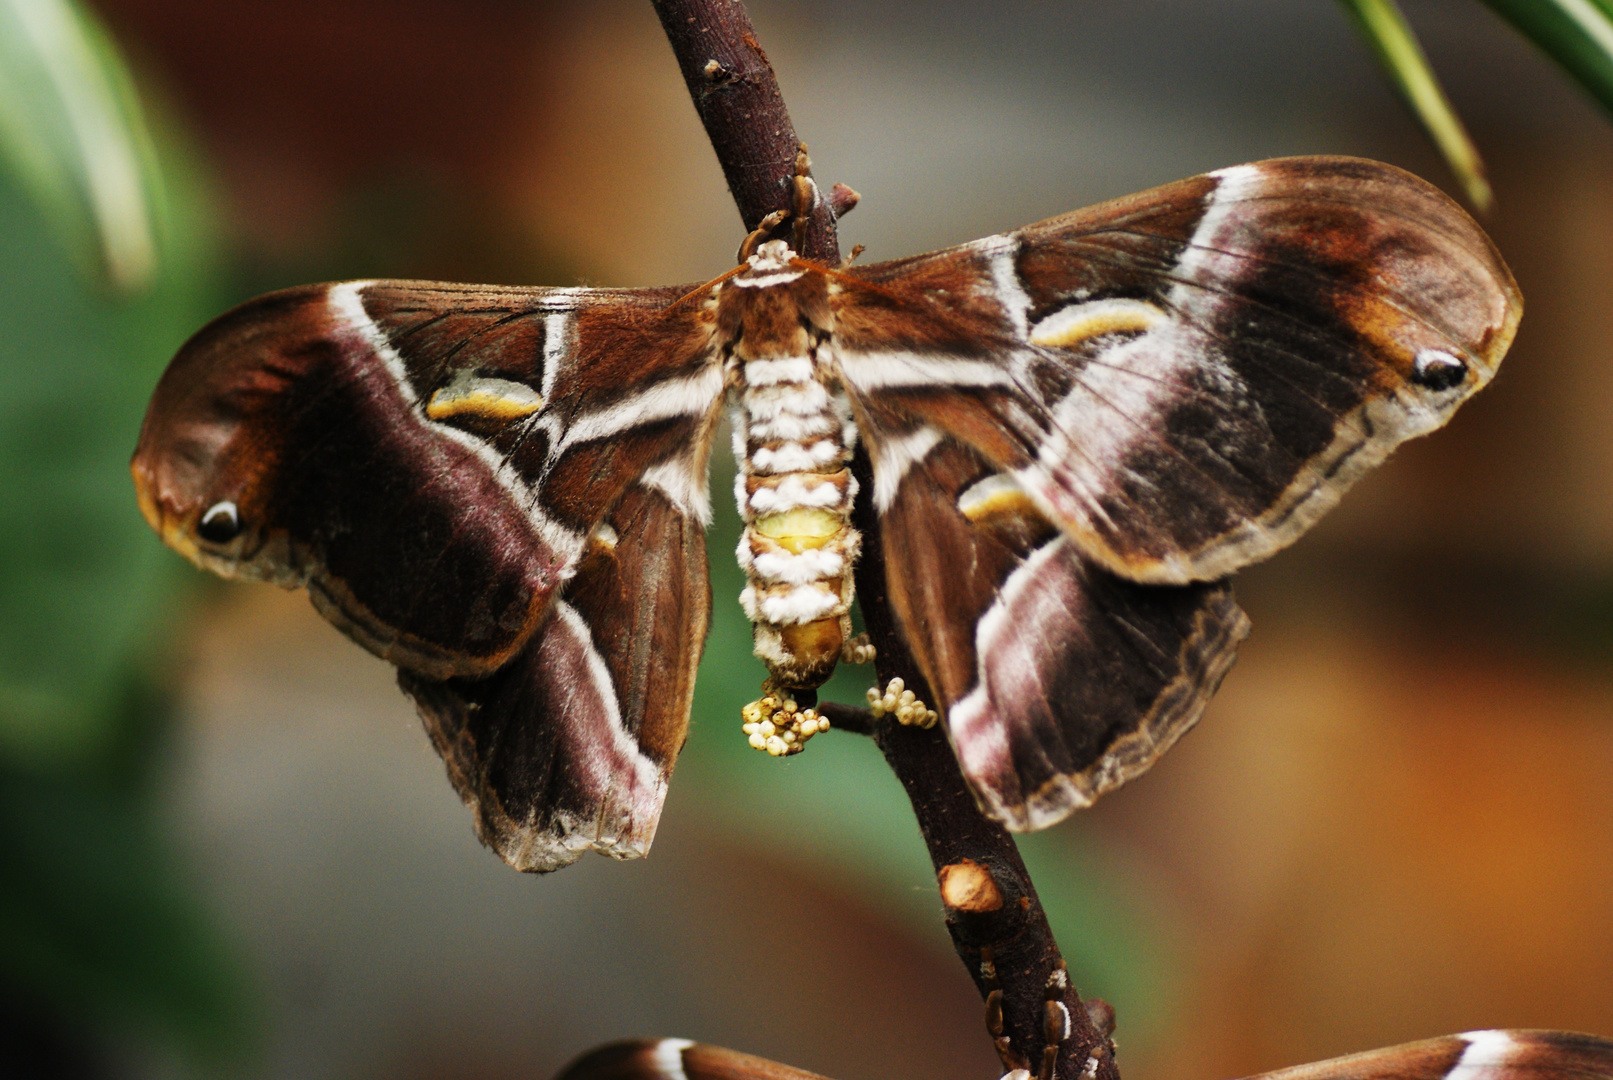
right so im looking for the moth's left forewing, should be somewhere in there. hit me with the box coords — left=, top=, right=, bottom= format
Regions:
left=1240, top=1031, right=1613, bottom=1080
left=1009, top=155, right=1521, bottom=582
left=837, top=156, right=1522, bottom=586
left=834, top=155, right=1518, bottom=831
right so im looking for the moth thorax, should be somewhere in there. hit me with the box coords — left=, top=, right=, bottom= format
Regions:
left=734, top=357, right=860, bottom=691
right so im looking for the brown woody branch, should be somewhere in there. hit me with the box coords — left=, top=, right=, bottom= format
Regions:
left=651, top=4, right=1119, bottom=1080
left=650, top=0, right=839, bottom=263
left=848, top=454, right=1119, bottom=1080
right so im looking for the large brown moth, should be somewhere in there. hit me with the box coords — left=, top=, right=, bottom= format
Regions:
left=132, top=156, right=1520, bottom=872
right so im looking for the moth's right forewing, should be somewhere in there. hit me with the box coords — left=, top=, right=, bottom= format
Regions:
left=133, top=279, right=716, bottom=681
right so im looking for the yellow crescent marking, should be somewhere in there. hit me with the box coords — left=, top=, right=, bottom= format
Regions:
left=1029, top=298, right=1166, bottom=349
left=426, top=373, right=544, bottom=423
left=957, top=473, right=1041, bottom=524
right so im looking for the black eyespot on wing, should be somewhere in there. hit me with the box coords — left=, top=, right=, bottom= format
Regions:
left=197, top=500, right=241, bottom=543
left=1412, top=349, right=1469, bottom=391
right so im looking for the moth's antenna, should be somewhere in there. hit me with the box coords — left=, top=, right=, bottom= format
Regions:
left=664, top=262, right=749, bottom=312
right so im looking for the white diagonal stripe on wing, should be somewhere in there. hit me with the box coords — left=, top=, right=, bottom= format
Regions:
left=557, top=365, right=725, bottom=452
left=837, top=349, right=1015, bottom=391
left=651, top=1040, right=695, bottom=1080
left=324, top=281, right=586, bottom=565
left=871, top=426, right=942, bottom=512
left=1448, top=1032, right=1518, bottom=1080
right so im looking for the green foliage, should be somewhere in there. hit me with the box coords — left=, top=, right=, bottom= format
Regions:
left=1337, top=0, right=1492, bottom=209
left=1479, top=0, right=1613, bottom=116
left=0, top=27, right=254, bottom=1071
left=0, top=738, right=254, bottom=1067
left=0, top=0, right=162, bottom=293
left=1341, top=0, right=1613, bottom=209
left=0, top=132, right=203, bottom=767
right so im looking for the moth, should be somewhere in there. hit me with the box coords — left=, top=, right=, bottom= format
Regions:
left=131, top=156, right=1520, bottom=872
left=553, top=1031, right=1613, bottom=1080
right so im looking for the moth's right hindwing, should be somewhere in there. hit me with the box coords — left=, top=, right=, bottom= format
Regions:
left=401, top=482, right=711, bottom=872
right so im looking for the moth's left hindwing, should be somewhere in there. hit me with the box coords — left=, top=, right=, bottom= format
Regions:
left=132, top=279, right=723, bottom=871
left=877, top=435, right=1249, bottom=830
left=839, top=156, right=1521, bottom=585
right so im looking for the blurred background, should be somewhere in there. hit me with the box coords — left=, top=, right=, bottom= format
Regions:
left=4, top=0, right=1613, bottom=1078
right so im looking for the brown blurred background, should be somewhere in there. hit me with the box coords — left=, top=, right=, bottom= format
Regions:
left=53, top=1, right=1613, bottom=1078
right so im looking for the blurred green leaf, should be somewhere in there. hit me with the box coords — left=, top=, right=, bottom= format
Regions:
left=1338, top=0, right=1493, bottom=210
left=0, top=0, right=163, bottom=292
left=0, top=33, right=251, bottom=1067
left=1478, top=0, right=1613, bottom=117
left=0, top=127, right=216, bottom=766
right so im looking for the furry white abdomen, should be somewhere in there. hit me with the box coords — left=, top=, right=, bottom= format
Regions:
left=732, top=355, right=861, bottom=688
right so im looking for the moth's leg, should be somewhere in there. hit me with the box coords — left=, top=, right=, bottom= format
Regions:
left=840, top=631, right=875, bottom=665
left=789, top=144, right=817, bottom=253
left=838, top=244, right=865, bottom=269
left=741, top=680, right=829, bottom=757
left=839, top=611, right=875, bottom=665
left=736, top=209, right=788, bottom=263
left=865, top=676, right=938, bottom=729
left=983, top=948, right=1029, bottom=1073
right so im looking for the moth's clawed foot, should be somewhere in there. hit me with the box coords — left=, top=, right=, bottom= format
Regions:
left=865, top=677, right=938, bottom=728
left=841, top=632, right=875, bottom=665
left=790, top=144, right=816, bottom=252
left=737, top=210, right=790, bottom=264
left=741, top=684, right=829, bottom=757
